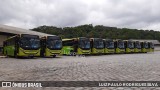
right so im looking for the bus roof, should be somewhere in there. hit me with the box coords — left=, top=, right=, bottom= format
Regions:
left=62, top=39, right=73, bottom=41
left=6, top=35, right=19, bottom=40
left=103, top=39, right=113, bottom=41
left=6, top=34, right=40, bottom=40
left=90, top=38, right=103, bottom=40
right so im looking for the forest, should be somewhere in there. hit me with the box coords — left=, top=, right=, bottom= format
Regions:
left=31, top=24, right=160, bottom=41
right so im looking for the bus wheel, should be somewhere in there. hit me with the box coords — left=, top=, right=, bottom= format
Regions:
left=70, top=51, right=76, bottom=56
left=53, top=55, right=56, bottom=58
left=29, top=56, right=34, bottom=58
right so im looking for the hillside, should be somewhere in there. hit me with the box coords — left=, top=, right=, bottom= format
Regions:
left=31, top=24, right=160, bottom=41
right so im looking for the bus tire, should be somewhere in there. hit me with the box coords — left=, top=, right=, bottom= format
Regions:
left=70, top=51, right=76, bottom=56
left=29, top=56, right=34, bottom=58
left=53, top=55, right=56, bottom=58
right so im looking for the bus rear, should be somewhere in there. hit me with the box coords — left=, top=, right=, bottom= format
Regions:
left=41, top=36, right=62, bottom=57
left=104, top=39, right=115, bottom=54
left=90, top=38, right=104, bottom=54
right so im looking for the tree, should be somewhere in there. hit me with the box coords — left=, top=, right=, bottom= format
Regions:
left=31, top=24, right=160, bottom=41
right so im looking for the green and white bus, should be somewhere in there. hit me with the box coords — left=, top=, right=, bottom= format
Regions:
left=3, top=34, right=41, bottom=58
left=62, top=37, right=91, bottom=55
left=40, top=36, right=62, bottom=57
left=90, top=38, right=104, bottom=54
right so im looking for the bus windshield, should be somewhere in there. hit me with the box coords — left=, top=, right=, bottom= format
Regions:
left=20, top=35, right=40, bottom=50
left=79, top=39, right=90, bottom=49
left=144, top=42, right=149, bottom=48
left=106, top=41, right=114, bottom=49
left=118, top=41, right=124, bottom=49
left=135, top=42, right=141, bottom=49
left=94, top=39, right=104, bottom=49
left=128, top=41, right=134, bottom=49
left=47, top=37, right=62, bottom=49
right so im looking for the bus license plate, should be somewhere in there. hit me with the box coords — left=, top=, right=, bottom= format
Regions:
left=29, top=55, right=34, bottom=57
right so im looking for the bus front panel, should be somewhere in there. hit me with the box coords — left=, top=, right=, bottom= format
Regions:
left=44, top=36, right=62, bottom=57
left=104, top=40, right=115, bottom=54
left=91, top=39, right=104, bottom=54
left=78, top=38, right=91, bottom=55
left=125, top=41, right=134, bottom=53
left=134, top=41, right=141, bottom=53
left=115, top=41, right=125, bottom=53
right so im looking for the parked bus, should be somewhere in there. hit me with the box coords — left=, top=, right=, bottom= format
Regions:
left=114, top=40, right=125, bottom=53
left=3, top=34, right=41, bottom=58
left=62, top=37, right=91, bottom=55
left=103, top=39, right=115, bottom=54
left=40, top=36, right=62, bottom=57
left=124, top=40, right=134, bottom=53
left=141, top=41, right=149, bottom=53
left=90, top=38, right=104, bottom=54
left=148, top=42, right=154, bottom=52
left=134, top=41, right=142, bottom=53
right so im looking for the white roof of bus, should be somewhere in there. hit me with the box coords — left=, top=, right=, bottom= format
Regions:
left=62, top=38, right=73, bottom=41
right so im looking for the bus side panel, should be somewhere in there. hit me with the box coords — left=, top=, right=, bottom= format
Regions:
left=6, top=45, right=15, bottom=56
left=61, top=46, right=74, bottom=55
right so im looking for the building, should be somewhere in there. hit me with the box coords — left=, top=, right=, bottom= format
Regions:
left=0, top=24, right=51, bottom=53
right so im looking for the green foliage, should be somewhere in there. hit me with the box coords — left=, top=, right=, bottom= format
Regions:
left=31, top=24, right=160, bottom=41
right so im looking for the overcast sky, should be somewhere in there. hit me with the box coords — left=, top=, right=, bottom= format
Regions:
left=0, top=0, right=160, bottom=31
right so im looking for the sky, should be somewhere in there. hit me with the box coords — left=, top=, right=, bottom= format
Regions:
left=0, top=0, right=160, bottom=31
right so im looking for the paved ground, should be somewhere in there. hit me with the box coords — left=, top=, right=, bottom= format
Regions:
left=0, top=51, right=160, bottom=90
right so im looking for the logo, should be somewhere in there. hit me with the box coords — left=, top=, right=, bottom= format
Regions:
left=2, top=82, right=11, bottom=87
